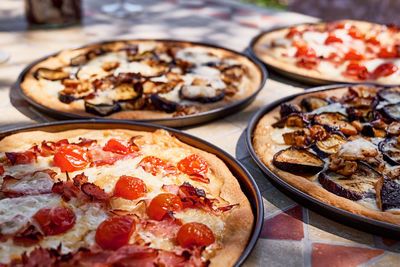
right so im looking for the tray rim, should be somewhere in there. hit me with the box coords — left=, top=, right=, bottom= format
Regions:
left=16, top=38, right=268, bottom=128
left=245, top=83, right=400, bottom=239
left=0, top=119, right=263, bottom=266
left=248, top=22, right=400, bottom=87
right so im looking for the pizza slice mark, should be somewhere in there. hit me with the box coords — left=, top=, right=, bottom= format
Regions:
left=1, top=169, right=57, bottom=198
left=138, top=156, right=177, bottom=176
left=177, top=154, right=209, bottom=184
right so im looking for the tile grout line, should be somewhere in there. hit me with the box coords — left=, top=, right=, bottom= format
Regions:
left=359, top=251, right=388, bottom=267
left=302, top=208, right=312, bottom=267
left=262, top=203, right=298, bottom=220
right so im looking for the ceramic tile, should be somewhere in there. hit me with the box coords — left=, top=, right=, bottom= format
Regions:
left=262, top=188, right=296, bottom=218
left=308, top=211, right=374, bottom=246
left=261, top=205, right=304, bottom=240
left=207, top=128, right=242, bottom=156
left=239, top=156, right=272, bottom=192
left=311, top=243, right=384, bottom=267
left=368, top=252, right=400, bottom=267
left=183, top=119, right=241, bottom=141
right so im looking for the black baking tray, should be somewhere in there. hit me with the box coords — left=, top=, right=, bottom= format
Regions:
left=248, top=24, right=400, bottom=87
left=0, top=120, right=264, bottom=266
left=16, top=39, right=268, bottom=128
left=245, top=83, right=400, bottom=239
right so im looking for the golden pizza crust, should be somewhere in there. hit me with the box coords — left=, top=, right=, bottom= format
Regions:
left=252, top=87, right=400, bottom=226
left=0, top=127, right=254, bottom=266
left=252, top=20, right=399, bottom=85
left=21, top=40, right=263, bottom=120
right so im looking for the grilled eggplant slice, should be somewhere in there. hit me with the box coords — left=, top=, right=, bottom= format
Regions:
left=150, top=94, right=179, bottom=113
left=272, top=147, right=324, bottom=174
left=377, top=87, right=400, bottom=104
left=379, top=138, right=400, bottom=165
left=318, top=162, right=380, bottom=201
left=312, top=134, right=347, bottom=158
left=84, top=101, right=121, bottom=116
left=314, top=112, right=357, bottom=135
left=128, top=50, right=158, bottom=62
left=376, top=176, right=400, bottom=211
left=279, top=103, right=302, bottom=118
left=272, top=114, right=309, bottom=128
left=301, top=96, right=330, bottom=112
left=179, top=85, right=225, bottom=103
left=381, top=104, right=400, bottom=122
left=112, top=83, right=142, bottom=102
left=34, top=68, right=70, bottom=81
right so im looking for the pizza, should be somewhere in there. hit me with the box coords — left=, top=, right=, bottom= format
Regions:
left=20, top=40, right=263, bottom=120
left=0, top=127, right=253, bottom=266
left=253, top=84, right=400, bottom=225
left=252, top=20, right=400, bottom=84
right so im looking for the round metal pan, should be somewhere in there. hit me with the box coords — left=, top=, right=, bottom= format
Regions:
left=16, top=39, right=268, bottom=128
left=245, top=83, right=400, bottom=239
left=0, top=120, right=263, bottom=266
left=248, top=23, right=400, bottom=87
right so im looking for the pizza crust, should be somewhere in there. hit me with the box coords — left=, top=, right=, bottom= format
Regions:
left=0, top=127, right=254, bottom=266
left=252, top=87, right=400, bottom=226
left=252, top=20, right=400, bottom=85
left=20, top=40, right=263, bottom=120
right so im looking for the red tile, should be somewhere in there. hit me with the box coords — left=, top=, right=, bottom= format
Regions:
left=312, top=243, right=384, bottom=267
left=260, top=205, right=304, bottom=240
left=381, top=237, right=399, bottom=247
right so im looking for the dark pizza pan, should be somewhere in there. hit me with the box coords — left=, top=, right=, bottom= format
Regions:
left=245, top=83, right=400, bottom=239
left=0, top=120, right=263, bottom=266
left=248, top=24, right=400, bottom=87
left=16, top=39, right=267, bottom=128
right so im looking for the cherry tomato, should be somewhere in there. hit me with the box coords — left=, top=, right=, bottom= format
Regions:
left=348, top=26, right=364, bottom=39
left=147, top=193, right=183, bottom=221
left=114, top=176, right=147, bottom=200
left=344, top=62, right=369, bottom=80
left=177, top=154, right=208, bottom=177
left=372, top=63, right=398, bottom=78
left=285, top=28, right=301, bottom=38
left=33, top=206, right=76, bottom=236
left=95, top=215, right=135, bottom=250
left=138, top=156, right=176, bottom=176
left=53, top=145, right=89, bottom=172
left=378, top=46, right=398, bottom=58
left=325, top=34, right=343, bottom=45
left=366, top=37, right=380, bottom=46
left=331, top=22, right=351, bottom=30
left=344, top=49, right=364, bottom=61
left=295, top=45, right=316, bottom=58
left=103, top=139, right=133, bottom=155
left=177, top=222, right=215, bottom=248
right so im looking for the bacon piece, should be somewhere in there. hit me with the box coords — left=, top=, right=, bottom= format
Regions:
left=75, top=138, right=97, bottom=147
left=129, top=135, right=142, bottom=151
left=81, top=183, right=111, bottom=201
left=1, top=169, right=56, bottom=198
left=188, top=173, right=210, bottom=184
left=215, top=204, right=239, bottom=212
left=20, top=247, right=59, bottom=267
left=90, top=152, right=140, bottom=167
left=0, top=165, right=4, bottom=176
left=52, top=173, right=86, bottom=202
left=107, top=245, right=158, bottom=267
left=13, top=224, right=43, bottom=246
left=40, top=139, right=69, bottom=156
left=172, top=246, right=208, bottom=267
left=73, top=172, right=89, bottom=186
left=5, top=151, right=37, bottom=165
left=145, top=215, right=182, bottom=239
left=156, top=250, right=187, bottom=266
left=161, top=184, right=179, bottom=194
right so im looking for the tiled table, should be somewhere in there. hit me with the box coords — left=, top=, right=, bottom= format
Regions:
left=0, top=0, right=399, bottom=266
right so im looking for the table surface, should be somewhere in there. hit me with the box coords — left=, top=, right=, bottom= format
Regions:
left=0, top=0, right=399, bottom=266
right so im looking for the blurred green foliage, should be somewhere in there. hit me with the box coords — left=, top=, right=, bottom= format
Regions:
left=242, top=0, right=288, bottom=10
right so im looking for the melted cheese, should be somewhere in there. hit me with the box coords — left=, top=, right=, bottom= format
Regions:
left=338, top=138, right=377, bottom=156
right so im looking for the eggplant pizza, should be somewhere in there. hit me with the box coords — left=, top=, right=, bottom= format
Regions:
left=253, top=85, right=400, bottom=225
left=0, top=128, right=253, bottom=266
left=252, top=20, right=400, bottom=84
left=20, top=40, right=263, bottom=120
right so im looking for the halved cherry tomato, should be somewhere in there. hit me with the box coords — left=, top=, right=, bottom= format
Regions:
left=138, top=156, right=176, bottom=176
left=366, top=37, right=381, bottom=46
left=103, top=139, right=133, bottom=155
left=177, top=154, right=208, bottom=177
left=33, top=206, right=76, bottom=236
left=114, top=176, right=147, bottom=200
left=344, top=62, right=369, bottom=80
left=331, top=22, right=351, bottom=30
left=378, top=46, right=398, bottom=58
left=372, top=63, right=398, bottom=79
left=95, top=215, right=135, bottom=250
left=344, top=49, right=364, bottom=61
left=325, top=34, right=343, bottom=45
left=53, top=145, right=89, bottom=172
left=147, top=193, right=183, bottom=221
left=295, top=45, right=316, bottom=58
left=348, top=26, right=364, bottom=39
left=286, top=28, right=301, bottom=38
left=177, top=222, right=215, bottom=248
